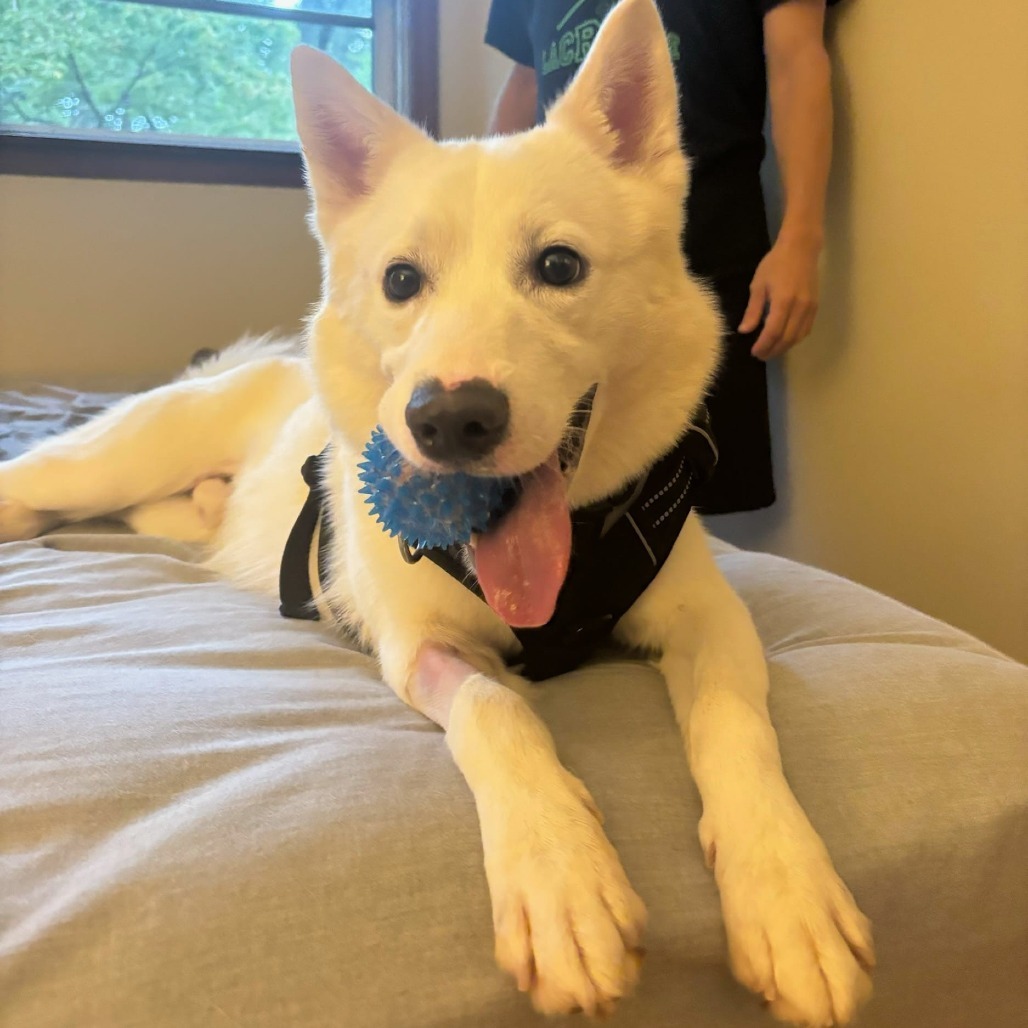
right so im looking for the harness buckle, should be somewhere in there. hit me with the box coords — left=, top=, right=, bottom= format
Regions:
left=399, top=538, right=425, bottom=565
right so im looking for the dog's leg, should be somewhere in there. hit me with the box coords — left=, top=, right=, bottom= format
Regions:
left=121, top=477, right=232, bottom=542
left=401, top=644, right=647, bottom=1017
left=620, top=519, right=874, bottom=1027
left=0, top=358, right=306, bottom=541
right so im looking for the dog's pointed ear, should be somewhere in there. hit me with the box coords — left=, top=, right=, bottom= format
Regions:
left=291, top=46, right=429, bottom=220
left=546, top=0, right=681, bottom=173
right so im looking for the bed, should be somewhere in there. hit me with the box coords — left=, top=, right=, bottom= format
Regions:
left=2, top=386, right=1026, bottom=1027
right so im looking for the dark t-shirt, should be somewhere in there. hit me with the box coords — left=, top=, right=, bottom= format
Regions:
left=485, top=0, right=830, bottom=277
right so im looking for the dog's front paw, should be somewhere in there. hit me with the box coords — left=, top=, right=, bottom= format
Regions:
left=482, top=770, right=647, bottom=1017
left=704, top=812, right=875, bottom=1027
left=0, top=497, right=51, bottom=542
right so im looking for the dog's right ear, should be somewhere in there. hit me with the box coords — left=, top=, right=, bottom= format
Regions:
left=291, top=46, right=429, bottom=223
left=545, top=0, right=683, bottom=182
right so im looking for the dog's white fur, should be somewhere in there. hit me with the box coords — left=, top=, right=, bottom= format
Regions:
left=0, top=2, right=873, bottom=1022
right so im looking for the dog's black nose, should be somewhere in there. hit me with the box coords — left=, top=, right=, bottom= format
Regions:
left=405, top=378, right=510, bottom=463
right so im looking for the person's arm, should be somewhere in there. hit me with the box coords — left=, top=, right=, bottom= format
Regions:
left=489, top=62, right=538, bottom=135
left=740, top=0, right=833, bottom=360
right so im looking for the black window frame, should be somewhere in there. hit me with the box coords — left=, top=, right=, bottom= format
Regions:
left=0, top=0, right=439, bottom=187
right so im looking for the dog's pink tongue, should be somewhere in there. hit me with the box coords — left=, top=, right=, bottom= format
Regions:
left=474, top=459, right=570, bottom=628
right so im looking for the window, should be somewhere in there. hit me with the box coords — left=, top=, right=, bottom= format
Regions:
left=0, top=0, right=438, bottom=186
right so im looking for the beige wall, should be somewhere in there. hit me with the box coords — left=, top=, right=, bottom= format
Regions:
left=439, top=0, right=510, bottom=140
left=0, top=0, right=1024, bottom=659
left=0, top=178, right=318, bottom=388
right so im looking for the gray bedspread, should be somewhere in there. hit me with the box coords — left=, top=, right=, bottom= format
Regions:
left=0, top=384, right=122, bottom=461
left=1, top=388, right=1026, bottom=1028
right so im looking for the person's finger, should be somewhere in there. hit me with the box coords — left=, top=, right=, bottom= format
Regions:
left=738, top=278, right=768, bottom=334
left=769, top=301, right=811, bottom=358
left=751, top=297, right=793, bottom=359
left=792, top=306, right=817, bottom=349
left=782, top=300, right=819, bottom=357
left=801, top=301, right=820, bottom=340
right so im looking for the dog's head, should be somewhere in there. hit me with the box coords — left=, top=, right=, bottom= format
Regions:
left=292, top=0, right=720, bottom=497
left=292, top=0, right=721, bottom=626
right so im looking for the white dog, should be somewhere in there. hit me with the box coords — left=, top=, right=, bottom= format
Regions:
left=0, top=1, right=873, bottom=1022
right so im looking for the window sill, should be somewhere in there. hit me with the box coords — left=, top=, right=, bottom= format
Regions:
left=0, top=129, right=307, bottom=188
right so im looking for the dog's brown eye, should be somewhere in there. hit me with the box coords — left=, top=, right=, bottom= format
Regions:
left=384, top=262, right=422, bottom=302
left=537, top=246, right=583, bottom=287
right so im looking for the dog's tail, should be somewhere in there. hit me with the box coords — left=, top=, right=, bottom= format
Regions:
left=180, top=333, right=304, bottom=382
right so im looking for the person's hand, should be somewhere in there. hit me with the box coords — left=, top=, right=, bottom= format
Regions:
left=739, top=233, right=822, bottom=360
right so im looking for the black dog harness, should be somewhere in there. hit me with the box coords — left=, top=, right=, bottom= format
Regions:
left=279, top=412, right=717, bottom=681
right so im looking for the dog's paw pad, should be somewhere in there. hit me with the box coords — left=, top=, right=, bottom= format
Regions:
left=0, top=498, right=50, bottom=542
left=191, top=477, right=231, bottom=529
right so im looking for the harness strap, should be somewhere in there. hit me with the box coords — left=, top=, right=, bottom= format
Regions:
left=278, top=449, right=333, bottom=621
left=278, top=410, right=717, bottom=680
left=510, top=412, right=717, bottom=679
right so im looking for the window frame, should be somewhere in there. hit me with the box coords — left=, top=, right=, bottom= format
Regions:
left=0, top=0, right=438, bottom=187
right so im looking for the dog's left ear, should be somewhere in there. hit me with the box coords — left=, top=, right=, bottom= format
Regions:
left=291, top=46, right=430, bottom=226
left=546, top=0, right=682, bottom=177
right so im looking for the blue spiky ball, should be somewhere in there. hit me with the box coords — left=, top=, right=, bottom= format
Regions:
left=357, top=426, right=517, bottom=550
